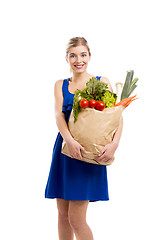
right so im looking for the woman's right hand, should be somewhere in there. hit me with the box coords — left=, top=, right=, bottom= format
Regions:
left=65, top=137, right=87, bottom=160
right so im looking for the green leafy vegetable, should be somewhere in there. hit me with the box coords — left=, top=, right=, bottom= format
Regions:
left=73, top=88, right=93, bottom=123
left=86, top=77, right=109, bottom=100
left=101, top=91, right=117, bottom=108
left=72, top=77, right=117, bottom=122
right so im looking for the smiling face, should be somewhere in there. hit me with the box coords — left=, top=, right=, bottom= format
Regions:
left=66, top=45, right=91, bottom=73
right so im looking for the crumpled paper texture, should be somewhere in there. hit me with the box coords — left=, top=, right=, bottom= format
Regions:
left=61, top=106, right=124, bottom=165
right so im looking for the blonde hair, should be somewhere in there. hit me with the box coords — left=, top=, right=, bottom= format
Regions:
left=66, top=37, right=91, bottom=58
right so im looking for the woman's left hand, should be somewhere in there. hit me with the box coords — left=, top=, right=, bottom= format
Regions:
left=94, top=142, right=118, bottom=164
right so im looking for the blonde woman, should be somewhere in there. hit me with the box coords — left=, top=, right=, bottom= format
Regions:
left=45, top=37, right=123, bottom=240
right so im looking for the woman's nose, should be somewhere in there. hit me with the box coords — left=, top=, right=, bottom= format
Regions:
left=76, top=55, right=82, bottom=62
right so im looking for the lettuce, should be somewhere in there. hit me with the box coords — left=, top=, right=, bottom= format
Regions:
left=101, top=91, right=117, bottom=108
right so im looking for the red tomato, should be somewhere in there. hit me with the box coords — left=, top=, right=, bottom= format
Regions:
left=95, top=101, right=105, bottom=111
left=79, top=99, right=88, bottom=108
left=89, top=99, right=96, bottom=108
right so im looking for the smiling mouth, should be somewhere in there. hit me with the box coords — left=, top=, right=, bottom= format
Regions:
left=74, top=64, right=85, bottom=69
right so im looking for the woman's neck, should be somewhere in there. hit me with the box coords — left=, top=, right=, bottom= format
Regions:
left=70, top=71, right=91, bottom=83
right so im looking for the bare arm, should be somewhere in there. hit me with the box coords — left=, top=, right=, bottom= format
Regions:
left=54, top=80, right=87, bottom=159
left=54, top=79, right=73, bottom=142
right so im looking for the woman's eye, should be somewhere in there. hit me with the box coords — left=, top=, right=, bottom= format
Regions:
left=70, top=54, right=86, bottom=58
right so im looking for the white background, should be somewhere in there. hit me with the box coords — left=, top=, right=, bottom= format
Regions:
left=0, top=0, right=160, bottom=239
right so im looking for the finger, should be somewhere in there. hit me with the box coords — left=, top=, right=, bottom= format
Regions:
left=105, top=158, right=114, bottom=165
left=99, top=156, right=111, bottom=163
left=78, top=150, right=83, bottom=160
left=98, top=147, right=107, bottom=157
left=97, top=153, right=106, bottom=161
left=107, top=158, right=114, bottom=162
left=98, top=150, right=104, bottom=157
left=80, top=146, right=88, bottom=153
left=95, top=152, right=106, bottom=161
left=94, top=154, right=102, bottom=160
left=72, top=151, right=82, bottom=160
left=75, top=155, right=82, bottom=161
left=75, top=153, right=82, bottom=160
left=99, top=157, right=106, bottom=163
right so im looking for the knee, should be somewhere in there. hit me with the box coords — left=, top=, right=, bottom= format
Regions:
left=56, top=199, right=69, bottom=221
left=68, top=212, right=86, bottom=232
left=58, top=210, right=69, bottom=221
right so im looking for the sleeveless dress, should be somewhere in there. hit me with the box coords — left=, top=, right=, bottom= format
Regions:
left=45, top=76, right=109, bottom=202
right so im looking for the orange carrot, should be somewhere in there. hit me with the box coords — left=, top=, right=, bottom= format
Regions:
left=115, top=95, right=137, bottom=106
left=125, top=97, right=139, bottom=107
left=115, top=95, right=136, bottom=106
left=115, top=95, right=137, bottom=108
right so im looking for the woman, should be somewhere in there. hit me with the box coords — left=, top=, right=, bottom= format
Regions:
left=45, top=37, right=123, bottom=240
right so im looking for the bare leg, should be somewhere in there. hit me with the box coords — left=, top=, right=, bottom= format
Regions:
left=56, top=198, right=74, bottom=240
left=68, top=200, right=94, bottom=240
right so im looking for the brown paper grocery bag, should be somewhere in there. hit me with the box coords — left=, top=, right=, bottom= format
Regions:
left=61, top=106, right=124, bottom=165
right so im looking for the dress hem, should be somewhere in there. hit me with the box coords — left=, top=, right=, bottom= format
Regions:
left=45, top=195, right=109, bottom=202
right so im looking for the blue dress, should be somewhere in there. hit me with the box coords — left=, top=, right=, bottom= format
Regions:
left=45, top=76, right=109, bottom=202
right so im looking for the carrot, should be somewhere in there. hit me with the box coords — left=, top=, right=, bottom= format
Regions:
left=124, top=97, right=139, bottom=107
left=115, top=95, right=138, bottom=108
left=115, top=95, right=137, bottom=107
left=115, top=95, right=137, bottom=106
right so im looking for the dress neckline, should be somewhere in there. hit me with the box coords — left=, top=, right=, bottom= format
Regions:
left=67, top=76, right=100, bottom=95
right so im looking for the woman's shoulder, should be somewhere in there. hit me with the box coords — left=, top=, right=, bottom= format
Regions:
left=55, top=78, right=64, bottom=85
left=54, top=78, right=67, bottom=89
left=54, top=79, right=65, bottom=96
left=90, top=74, right=110, bottom=83
left=100, top=76, right=113, bottom=92
left=100, top=76, right=110, bottom=83
left=88, top=74, right=113, bottom=92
